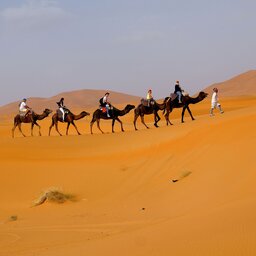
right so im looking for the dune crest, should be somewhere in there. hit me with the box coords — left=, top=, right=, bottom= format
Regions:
left=204, top=70, right=256, bottom=96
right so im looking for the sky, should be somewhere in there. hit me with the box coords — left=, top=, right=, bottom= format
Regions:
left=0, top=0, right=255, bottom=105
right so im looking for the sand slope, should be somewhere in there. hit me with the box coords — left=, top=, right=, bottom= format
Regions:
left=204, top=70, right=256, bottom=97
left=0, top=95, right=256, bottom=255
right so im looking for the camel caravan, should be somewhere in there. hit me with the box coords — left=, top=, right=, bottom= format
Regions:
left=11, top=82, right=210, bottom=137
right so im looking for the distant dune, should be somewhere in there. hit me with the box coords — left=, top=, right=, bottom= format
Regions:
left=0, top=89, right=141, bottom=117
left=204, top=70, right=256, bottom=97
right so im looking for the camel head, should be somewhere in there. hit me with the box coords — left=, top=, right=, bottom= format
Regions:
left=125, top=104, right=135, bottom=112
left=198, top=91, right=208, bottom=99
left=44, top=109, right=53, bottom=115
left=81, top=111, right=90, bottom=117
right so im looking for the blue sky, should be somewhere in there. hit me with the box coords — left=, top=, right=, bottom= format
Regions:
left=0, top=0, right=255, bottom=105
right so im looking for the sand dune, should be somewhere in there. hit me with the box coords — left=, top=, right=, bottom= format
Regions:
left=204, top=70, right=256, bottom=97
left=1, top=93, right=256, bottom=255
left=0, top=89, right=141, bottom=118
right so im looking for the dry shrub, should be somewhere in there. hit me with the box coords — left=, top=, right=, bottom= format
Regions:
left=9, top=215, right=18, bottom=221
left=33, top=187, right=76, bottom=206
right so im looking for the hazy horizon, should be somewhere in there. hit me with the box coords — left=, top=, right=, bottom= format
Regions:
left=0, top=0, right=255, bottom=105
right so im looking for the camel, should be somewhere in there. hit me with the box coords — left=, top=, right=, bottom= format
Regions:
left=133, top=101, right=166, bottom=130
left=12, top=108, right=52, bottom=138
left=90, top=104, right=135, bottom=134
left=49, top=110, right=90, bottom=136
left=163, top=91, right=208, bottom=125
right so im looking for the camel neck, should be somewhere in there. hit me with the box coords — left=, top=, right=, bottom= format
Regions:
left=36, top=112, right=48, bottom=120
left=190, top=95, right=204, bottom=104
left=73, top=113, right=86, bottom=120
left=118, top=109, right=128, bottom=116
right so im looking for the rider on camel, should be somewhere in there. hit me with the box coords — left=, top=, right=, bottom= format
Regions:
left=56, top=97, right=66, bottom=121
left=19, top=98, right=32, bottom=117
left=174, top=80, right=183, bottom=103
left=100, top=92, right=111, bottom=117
left=146, top=89, right=155, bottom=107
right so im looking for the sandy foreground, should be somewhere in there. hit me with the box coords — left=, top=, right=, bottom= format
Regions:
left=0, top=96, right=256, bottom=256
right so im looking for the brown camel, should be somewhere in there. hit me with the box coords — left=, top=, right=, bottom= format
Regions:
left=12, top=108, right=52, bottom=138
left=163, top=91, right=208, bottom=125
left=133, top=101, right=166, bottom=130
left=90, top=104, right=135, bottom=134
left=49, top=110, right=90, bottom=136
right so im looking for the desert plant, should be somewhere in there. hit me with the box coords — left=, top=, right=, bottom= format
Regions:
left=33, top=187, right=76, bottom=206
left=9, top=215, right=18, bottom=221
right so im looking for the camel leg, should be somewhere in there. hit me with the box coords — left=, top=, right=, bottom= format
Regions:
left=187, top=106, right=195, bottom=121
left=37, top=123, right=41, bottom=136
left=116, top=117, right=124, bottom=132
left=181, top=106, right=187, bottom=123
left=154, top=112, right=160, bottom=128
left=71, top=121, right=81, bottom=135
left=48, top=119, right=54, bottom=136
left=169, top=106, right=174, bottom=125
left=153, top=112, right=158, bottom=127
left=112, top=119, right=115, bottom=133
left=12, top=123, right=18, bottom=138
left=97, top=119, right=104, bottom=134
left=66, top=122, right=70, bottom=135
left=164, top=112, right=168, bottom=125
left=164, top=109, right=173, bottom=126
left=31, top=123, right=34, bottom=136
left=133, top=113, right=139, bottom=131
left=32, top=122, right=41, bottom=136
left=165, top=112, right=173, bottom=126
left=18, top=123, right=26, bottom=137
left=141, top=115, right=149, bottom=129
left=55, top=121, right=62, bottom=136
left=90, top=120, right=95, bottom=134
left=90, top=115, right=97, bottom=135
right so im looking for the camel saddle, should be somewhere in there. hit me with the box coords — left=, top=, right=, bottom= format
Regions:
left=19, top=112, right=33, bottom=122
left=169, top=91, right=189, bottom=102
left=57, top=108, right=69, bottom=121
left=141, top=98, right=155, bottom=107
left=99, top=106, right=113, bottom=117
left=100, top=106, right=107, bottom=113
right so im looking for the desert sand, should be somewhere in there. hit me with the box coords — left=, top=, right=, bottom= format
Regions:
left=0, top=91, right=256, bottom=255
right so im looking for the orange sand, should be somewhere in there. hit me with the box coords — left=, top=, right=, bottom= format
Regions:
left=0, top=95, right=256, bottom=256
